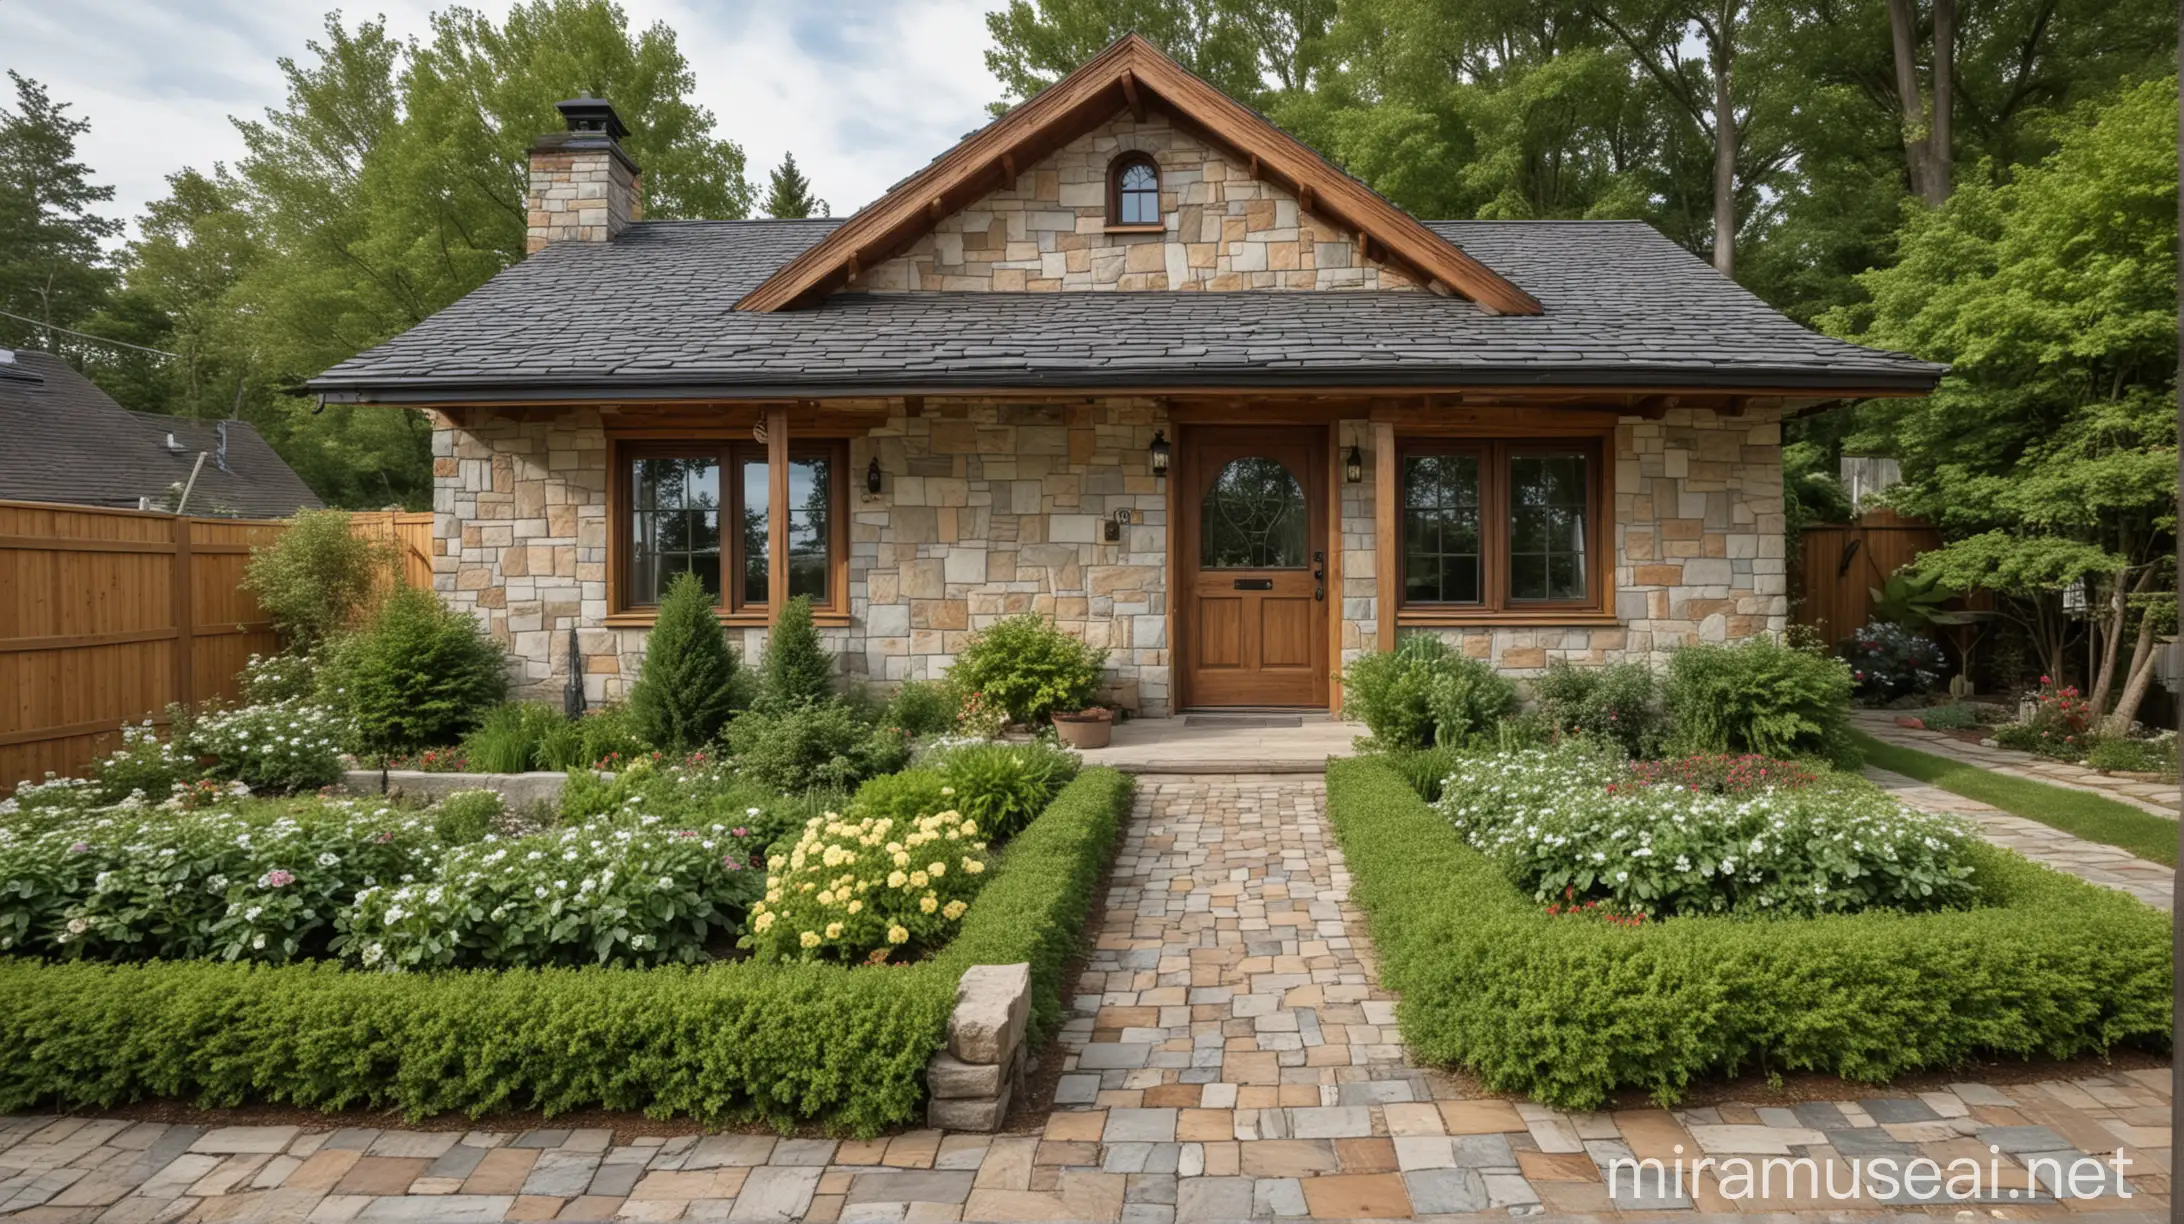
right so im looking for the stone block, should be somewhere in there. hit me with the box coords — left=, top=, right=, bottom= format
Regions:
left=947, top=962, right=1032, bottom=1065
left=926, top=1053, right=1006, bottom=1100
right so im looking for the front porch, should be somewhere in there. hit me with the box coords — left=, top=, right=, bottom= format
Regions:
left=1074, top=712, right=1365, bottom=773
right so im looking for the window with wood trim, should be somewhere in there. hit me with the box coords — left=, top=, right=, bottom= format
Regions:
left=1398, top=438, right=1607, bottom=616
left=617, top=439, right=848, bottom=616
left=1107, top=153, right=1160, bottom=226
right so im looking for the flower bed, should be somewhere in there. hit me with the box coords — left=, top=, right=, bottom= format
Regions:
left=1325, top=756, right=2171, bottom=1109
left=0, top=768, right=1133, bottom=1134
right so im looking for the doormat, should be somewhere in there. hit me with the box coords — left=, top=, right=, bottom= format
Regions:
left=1183, top=715, right=1304, bottom=729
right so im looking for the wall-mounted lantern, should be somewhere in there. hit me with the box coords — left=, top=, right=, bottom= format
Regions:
left=1148, top=430, right=1171, bottom=477
left=1344, top=445, right=1364, bottom=483
left=866, top=457, right=883, bottom=496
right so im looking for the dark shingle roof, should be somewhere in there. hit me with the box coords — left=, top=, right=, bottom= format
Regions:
left=0, top=348, right=323, bottom=516
left=308, top=218, right=1942, bottom=400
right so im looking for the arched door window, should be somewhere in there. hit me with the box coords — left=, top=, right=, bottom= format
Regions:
left=1199, top=458, right=1307, bottom=569
left=1108, top=154, right=1160, bottom=226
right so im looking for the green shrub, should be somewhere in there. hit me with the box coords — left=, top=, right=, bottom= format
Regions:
left=1664, top=637, right=1857, bottom=767
left=756, top=595, right=835, bottom=710
left=1532, top=659, right=1663, bottom=757
left=88, top=720, right=194, bottom=803
left=725, top=701, right=907, bottom=794
left=948, top=615, right=1107, bottom=725
left=2088, top=735, right=2176, bottom=777
left=430, top=789, right=504, bottom=844
left=627, top=572, right=741, bottom=753
left=1325, top=756, right=2172, bottom=1110
left=882, top=680, right=959, bottom=738
left=565, top=704, right=652, bottom=770
left=242, top=509, right=392, bottom=652
left=850, top=769, right=951, bottom=826
left=1384, top=746, right=1467, bottom=802
left=461, top=703, right=567, bottom=773
left=321, top=587, right=508, bottom=758
left=927, top=741, right=1081, bottom=842
left=179, top=700, right=346, bottom=794
left=0, top=768, right=1133, bottom=1135
left=238, top=651, right=320, bottom=704
left=1914, top=704, right=1982, bottom=731
left=1435, top=745, right=1977, bottom=917
left=1342, top=635, right=1518, bottom=749
left=747, top=807, right=989, bottom=964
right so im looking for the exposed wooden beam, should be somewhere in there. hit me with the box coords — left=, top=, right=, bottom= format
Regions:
left=1297, top=183, right=1314, bottom=213
left=1631, top=395, right=1676, bottom=419
left=927, top=196, right=944, bottom=222
left=766, top=404, right=791, bottom=626
left=1247, top=153, right=1260, bottom=180
left=999, top=152, right=1017, bottom=190
left=1120, top=71, right=1145, bottom=121
left=1725, top=396, right=1749, bottom=416
left=844, top=253, right=860, bottom=282
left=904, top=395, right=925, bottom=417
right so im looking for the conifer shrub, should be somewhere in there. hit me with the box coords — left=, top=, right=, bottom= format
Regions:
left=627, top=572, right=740, bottom=753
left=320, top=587, right=507, bottom=757
left=756, top=595, right=834, bottom=710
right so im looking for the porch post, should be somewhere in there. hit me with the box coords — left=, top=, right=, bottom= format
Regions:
left=1373, top=420, right=1397, bottom=652
left=767, top=403, right=791, bottom=625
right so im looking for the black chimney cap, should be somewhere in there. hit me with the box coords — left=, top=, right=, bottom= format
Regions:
left=555, top=95, right=628, bottom=142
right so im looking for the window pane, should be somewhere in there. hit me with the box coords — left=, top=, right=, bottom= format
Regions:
left=1509, top=454, right=1589, bottom=602
left=1200, top=457, right=1307, bottom=569
left=788, top=455, right=831, bottom=601
left=738, top=459, right=771, bottom=606
left=628, top=456, right=720, bottom=604
left=1118, top=160, right=1158, bottom=224
left=1401, top=453, right=1481, bottom=604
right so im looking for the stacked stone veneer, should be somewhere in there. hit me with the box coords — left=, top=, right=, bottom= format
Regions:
left=429, top=402, right=1780, bottom=712
left=525, top=143, right=637, bottom=253
left=857, top=112, right=1417, bottom=293
left=925, top=962, right=1033, bottom=1131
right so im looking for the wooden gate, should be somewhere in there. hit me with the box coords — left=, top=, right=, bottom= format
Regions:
left=1793, top=508, right=1943, bottom=643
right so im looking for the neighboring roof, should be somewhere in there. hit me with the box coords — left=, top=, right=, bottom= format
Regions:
left=308, top=218, right=1945, bottom=402
left=738, top=34, right=1541, bottom=316
left=0, top=348, right=323, bottom=516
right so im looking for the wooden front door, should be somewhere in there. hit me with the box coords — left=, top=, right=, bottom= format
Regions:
left=1179, top=427, right=1329, bottom=708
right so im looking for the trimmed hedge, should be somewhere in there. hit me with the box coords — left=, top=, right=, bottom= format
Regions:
left=1324, top=756, right=2171, bottom=1109
left=0, top=768, right=1134, bottom=1136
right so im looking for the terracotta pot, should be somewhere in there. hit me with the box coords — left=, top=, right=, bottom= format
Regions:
left=1052, top=712, right=1113, bottom=749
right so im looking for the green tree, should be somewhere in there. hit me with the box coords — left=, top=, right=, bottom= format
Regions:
left=763, top=152, right=828, bottom=218
left=1824, top=77, right=2178, bottom=727
left=627, top=571, right=740, bottom=751
left=984, top=0, right=1334, bottom=108
left=0, top=72, right=120, bottom=353
left=757, top=596, right=835, bottom=710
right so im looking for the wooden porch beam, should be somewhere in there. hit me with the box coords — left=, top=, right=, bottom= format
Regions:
left=767, top=404, right=791, bottom=626
left=1121, top=71, right=1145, bottom=121
left=1372, top=420, right=1398, bottom=655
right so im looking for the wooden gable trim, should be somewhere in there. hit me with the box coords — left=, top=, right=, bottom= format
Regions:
left=734, top=34, right=1543, bottom=316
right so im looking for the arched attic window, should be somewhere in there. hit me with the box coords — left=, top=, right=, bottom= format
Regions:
left=1108, top=153, right=1161, bottom=227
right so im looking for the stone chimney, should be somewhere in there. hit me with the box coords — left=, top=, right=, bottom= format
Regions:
left=526, top=95, right=641, bottom=253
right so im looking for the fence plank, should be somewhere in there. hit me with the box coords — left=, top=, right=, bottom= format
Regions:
left=1794, top=508, right=1944, bottom=645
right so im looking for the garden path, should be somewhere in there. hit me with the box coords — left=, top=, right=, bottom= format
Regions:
left=1868, top=767, right=2176, bottom=911
left=0, top=775, right=2169, bottom=1222
left=1853, top=709, right=2180, bottom=819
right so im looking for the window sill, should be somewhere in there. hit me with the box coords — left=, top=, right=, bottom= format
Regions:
left=1396, top=609, right=1620, bottom=628
left=603, top=609, right=855, bottom=630
left=1102, top=223, right=1167, bottom=234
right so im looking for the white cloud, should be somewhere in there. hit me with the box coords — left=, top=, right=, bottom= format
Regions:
left=0, top=0, right=1003, bottom=239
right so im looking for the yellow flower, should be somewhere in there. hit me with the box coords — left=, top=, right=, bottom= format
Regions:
left=766, top=856, right=785, bottom=871
left=765, top=889, right=781, bottom=903
left=940, top=786, right=955, bottom=796
left=847, top=899, right=863, bottom=914
left=887, top=924, right=909, bottom=944
left=800, top=931, right=821, bottom=948
left=920, top=895, right=938, bottom=914
left=943, top=900, right=967, bottom=920
left=962, top=858, right=984, bottom=875
left=892, top=851, right=910, bottom=868
left=888, top=870, right=908, bottom=889
left=909, top=871, right=929, bottom=889
left=825, top=922, right=844, bottom=939
left=927, top=861, right=946, bottom=878
left=754, top=912, right=776, bottom=932
left=962, top=821, right=979, bottom=837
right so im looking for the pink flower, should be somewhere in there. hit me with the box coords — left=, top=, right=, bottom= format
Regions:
left=67, top=841, right=90, bottom=854
left=262, top=869, right=294, bottom=888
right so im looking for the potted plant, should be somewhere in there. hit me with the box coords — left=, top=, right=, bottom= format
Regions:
left=1052, top=706, right=1114, bottom=749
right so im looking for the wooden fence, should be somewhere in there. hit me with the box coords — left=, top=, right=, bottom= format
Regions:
left=0, top=502, right=435, bottom=788
left=1793, top=507, right=1944, bottom=644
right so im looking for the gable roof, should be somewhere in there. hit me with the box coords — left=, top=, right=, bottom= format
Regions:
left=306, top=218, right=1945, bottom=402
left=736, top=34, right=1542, bottom=316
left=0, top=348, right=323, bottom=517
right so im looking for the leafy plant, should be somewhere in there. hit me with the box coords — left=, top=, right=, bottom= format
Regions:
left=430, top=789, right=504, bottom=844
left=1531, top=659, right=1662, bottom=756
left=627, top=571, right=740, bottom=752
left=948, top=615, right=1107, bottom=725
left=746, top=808, right=990, bottom=964
left=1868, top=570, right=1978, bottom=630
left=882, top=680, right=959, bottom=738
left=1915, top=704, right=1981, bottom=731
left=1343, top=635, right=1519, bottom=750
left=178, top=700, right=346, bottom=794
left=849, top=769, right=952, bottom=826
left=755, top=595, right=834, bottom=710
left=2087, top=735, right=2176, bottom=777
left=320, top=586, right=508, bottom=758
left=238, top=651, right=320, bottom=704
left=1838, top=621, right=1946, bottom=702
left=461, top=702, right=567, bottom=773
left=88, top=719, right=195, bottom=803
left=1994, top=676, right=2096, bottom=760
left=242, top=509, right=391, bottom=652
left=725, top=700, right=908, bottom=794
left=927, top=741, right=1081, bottom=842
left=1664, top=637, right=1857, bottom=767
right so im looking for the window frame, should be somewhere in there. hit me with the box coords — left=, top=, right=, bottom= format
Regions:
left=1105, top=152, right=1163, bottom=230
left=1395, top=435, right=1611, bottom=623
left=609, top=436, right=850, bottom=624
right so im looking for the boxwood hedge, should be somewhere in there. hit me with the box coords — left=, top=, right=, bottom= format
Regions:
left=0, top=767, right=1133, bottom=1136
left=1324, top=756, right=2171, bottom=1110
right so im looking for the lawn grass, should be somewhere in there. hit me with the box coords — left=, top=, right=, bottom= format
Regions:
left=1853, top=729, right=2179, bottom=867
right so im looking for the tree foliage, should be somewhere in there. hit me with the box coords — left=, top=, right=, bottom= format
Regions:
left=763, top=152, right=828, bottom=218
left=0, top=72, right=119, bottom=353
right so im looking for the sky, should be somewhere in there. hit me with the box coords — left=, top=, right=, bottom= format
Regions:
left=0, top=0, right=1007, bottom=242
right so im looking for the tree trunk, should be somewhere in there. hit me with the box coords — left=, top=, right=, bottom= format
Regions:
left=1886, top=0, right=1929, bottom=200
left=2086, top=570, right=2129, bottom=718
left=1710, top=4, right=1737, bottom=275
left=2103, top=613, right=2161, bottom=735
left=1928, top=0, right=1954, bottom=204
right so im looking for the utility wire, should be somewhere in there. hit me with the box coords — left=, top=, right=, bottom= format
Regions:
left=0, top=309, right=180, bottom=358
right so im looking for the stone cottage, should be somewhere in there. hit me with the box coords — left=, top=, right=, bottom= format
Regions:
left=306, top=35, right=1942, bottom=718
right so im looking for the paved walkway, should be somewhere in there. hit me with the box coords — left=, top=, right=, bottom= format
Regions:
left=0, top=776, right=2171, bottom=1222
left=1869, top=768, right=2176, bottom=911
left=1854, top=709, right=2180, bottom=818
left=1074, top=717, right=1362, bottom=775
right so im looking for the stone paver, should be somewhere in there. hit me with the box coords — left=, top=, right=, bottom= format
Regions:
left=1868, top=767, right=2176, bottom=910
left=1857, top=709, right=2180, bottom=817
left=0, top=773, right=2168, bottom=1222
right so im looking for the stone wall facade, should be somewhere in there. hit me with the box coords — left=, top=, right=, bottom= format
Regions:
left=524, top=144, right=637, bottom=254
left=428, top=403, right=1780, bottom=716
left=858, top=113, right=1417, bottom=293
